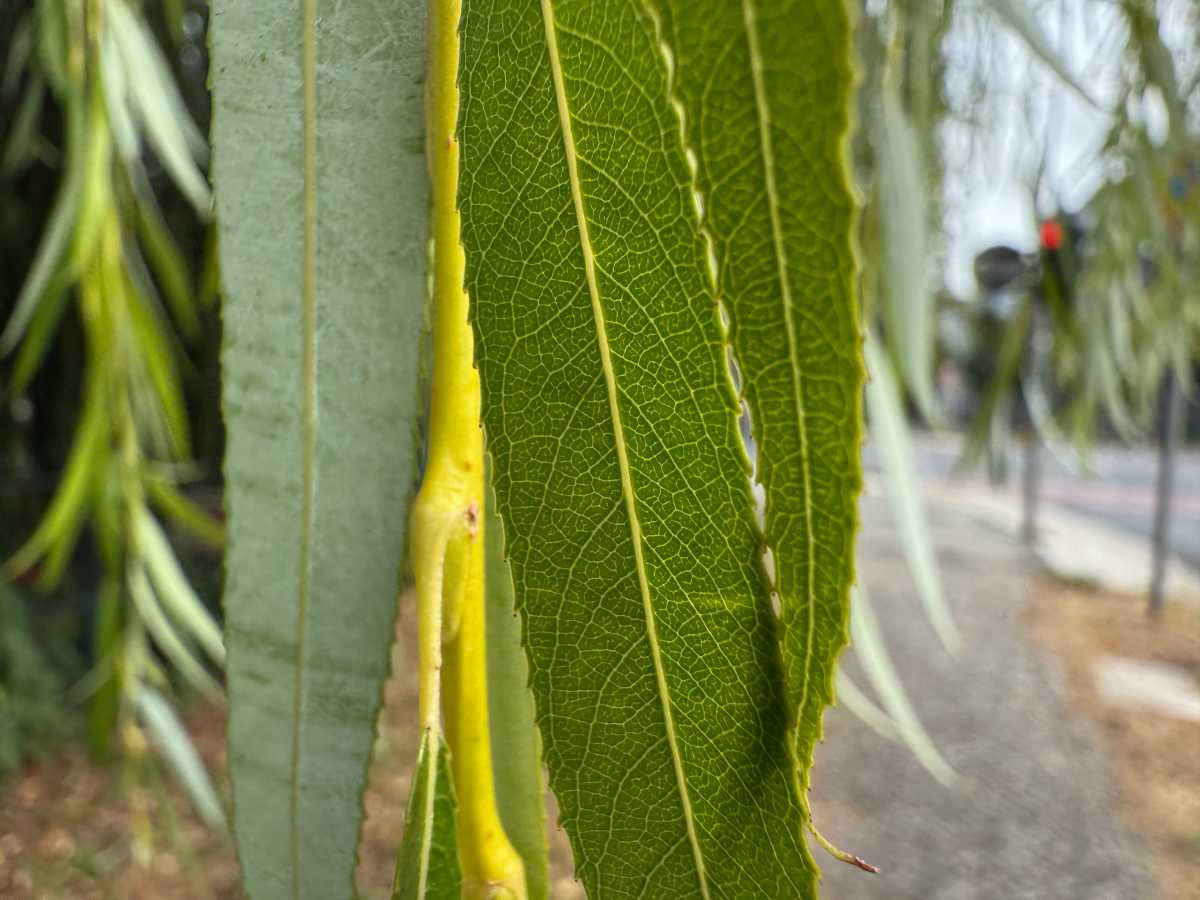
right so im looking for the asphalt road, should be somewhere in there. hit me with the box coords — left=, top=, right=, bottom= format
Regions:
left=872, top=434, right=1200, bottom=572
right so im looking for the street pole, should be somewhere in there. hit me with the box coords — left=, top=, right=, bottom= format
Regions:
left=1021, top=430, right=1041, bottom=545
left=1020, top=304, right=1044, bottom=545
left=1149, top=370, right=1185, bottom=617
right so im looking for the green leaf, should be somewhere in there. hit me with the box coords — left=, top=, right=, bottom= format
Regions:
left=86, top=576, right=122, bottom=759
left=1, top=74, right=46, bottom=176
left=128, top=562, right=221, bottom=697
left=132, top=175, right=202, bottom=342
left=99, top=23, right=139, bottom=164
left=461, top=1, right=861, bottom=895
left=834, top=669, right=899, bottom=744
left=35, top=0, right=69, bottom=96
left=0, top=91, right=85, bottom=354
left=393, top=734, right=461, bottom=900
left=6, top=387, right=105, bottom=582
left=484, top=465, right=548, bottom=900
left=145, top=475, right=226, bottom=549
left=210, top=1, right=427, bottom=897
left=134, top=683, right=228, bottom=831
left=877, top=85, right=940, bottom=423
left=136, top=509, right=224, bottom=667
left=850, top=585, right=954, bottom=785
left=650, top=0, right=863, bottom=811
left=126, top=281, right=192, bottom=457
left=7, top=266, right=73, bottom=397
left=106, top=0, right=211, bottom=213
left=864, top=332, right=961, bottom=653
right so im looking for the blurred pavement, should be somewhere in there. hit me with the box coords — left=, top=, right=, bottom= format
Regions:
left=892, top=434, right=1200, bottom=570
left=870, top=434, right=1200, bottom=603
left=813, top=493, right=1151, bottom=900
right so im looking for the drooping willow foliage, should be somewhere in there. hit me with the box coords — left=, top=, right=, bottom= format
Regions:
left=1, top=0, right=225, bottom=831
left=950, top=0, right=1200, bottom=472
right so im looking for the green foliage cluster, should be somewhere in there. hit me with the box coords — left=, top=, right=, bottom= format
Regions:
left=956, top=0, right=1200, bottom=471
left=1, top=0, right=225, bottom=815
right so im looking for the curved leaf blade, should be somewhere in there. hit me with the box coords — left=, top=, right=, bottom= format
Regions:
left=864, top=332, right=961, bottom=653
left=851, top=585, right=955, bottom=786
left=210, top=2, right=426, bottom=896
left=460, top=1, right=855, bottom=895
left=0, top=94, right=85, bottom=355
left=877, top=86, right=940, bottom=423
left=393, top=735, right=461, bottom=900
left=651, top=0, right=864, bottom=816
left=134, top=683, right=228, bottom=831
left=484, top=467, right=549, bottom=900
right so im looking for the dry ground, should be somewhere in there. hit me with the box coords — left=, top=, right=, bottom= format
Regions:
left=0, top=595, right=579, bottom=899
left=1027, top=576, right=1200, bottom=900
left=2, top=577, right=1196, bottom=898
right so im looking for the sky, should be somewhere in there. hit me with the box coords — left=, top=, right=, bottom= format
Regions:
left=938, top=0, right=1183, bottom=298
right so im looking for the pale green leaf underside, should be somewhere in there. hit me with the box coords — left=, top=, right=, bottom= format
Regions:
left=210, top=3, right=426, bottom=897
left=877, top=85, right=939, bottom=424
left=461, top=1, right=860, bottom=896
left=393, top=735, right=461, bottom=900
left=652, top=0, right=862, bottom=799
left=850, top=585, right=955, bottom=785
left=864, top=332, right=960, bottom=654
left=485, top=468, right=550, bottom=900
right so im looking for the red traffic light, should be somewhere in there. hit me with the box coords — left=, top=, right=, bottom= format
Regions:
left=1039, top=218, right=1064, bottom=251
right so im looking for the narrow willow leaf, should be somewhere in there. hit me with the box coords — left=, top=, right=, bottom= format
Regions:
left=864, top=332, right=961, bottom=653
left=1, top=74, right=45, bottom=176
left=484, top=469, right=548, bottom=900
left=835, top=669, right=899, bottom=744
left=851, top=585, right=955, bottom=786
left=984, top=0, right=1100, bottom=109
left=136, top=510, right=224, bottom=666
left=5, top=391, right=105, bottom=578
left=99, top=24, right=138, bottom=163
left=87, top=576, right=122, bottom=759
left=1088, top=297, right=1140, bottom=443
left=145, top=475, right=225, bottom=549
left=128, top=564, right=220, bottom=697
left=7, top=267, right=73, bottom=396
left=877, top=87, right=940, bottom=423
left=35, top=0, right=69, bottom=96
left=650, top=0, right=863, bottom=814
left=126, top=284, right=191, bottom=456
left=132, top=173, right=202, bottom=341
left=135, top=683, right=227, bottom=830
left=107, top=0, right=210, bottom=212
left=393, top=735, right=461, bottom=900
left=1, top=12, right=32, bottom=96
left=210, top=1, right=426, bottom=896
left=1020, top=366, right=1080, bottom=473
left=0, top=93, right=84, bottom=354
left=461, top=1, right=839, bottom=894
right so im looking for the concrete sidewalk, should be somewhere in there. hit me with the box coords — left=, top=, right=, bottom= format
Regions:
left=927, top=476, right=1200, bottom=605
left=813, top=495, right=1151, bottom=900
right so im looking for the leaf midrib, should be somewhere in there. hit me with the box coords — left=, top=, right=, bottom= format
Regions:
left=538, top=2, right=711, bottom=896
left=291, top=2, right=319, bottom=896
left=741, top=0, right=819, bottom=730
